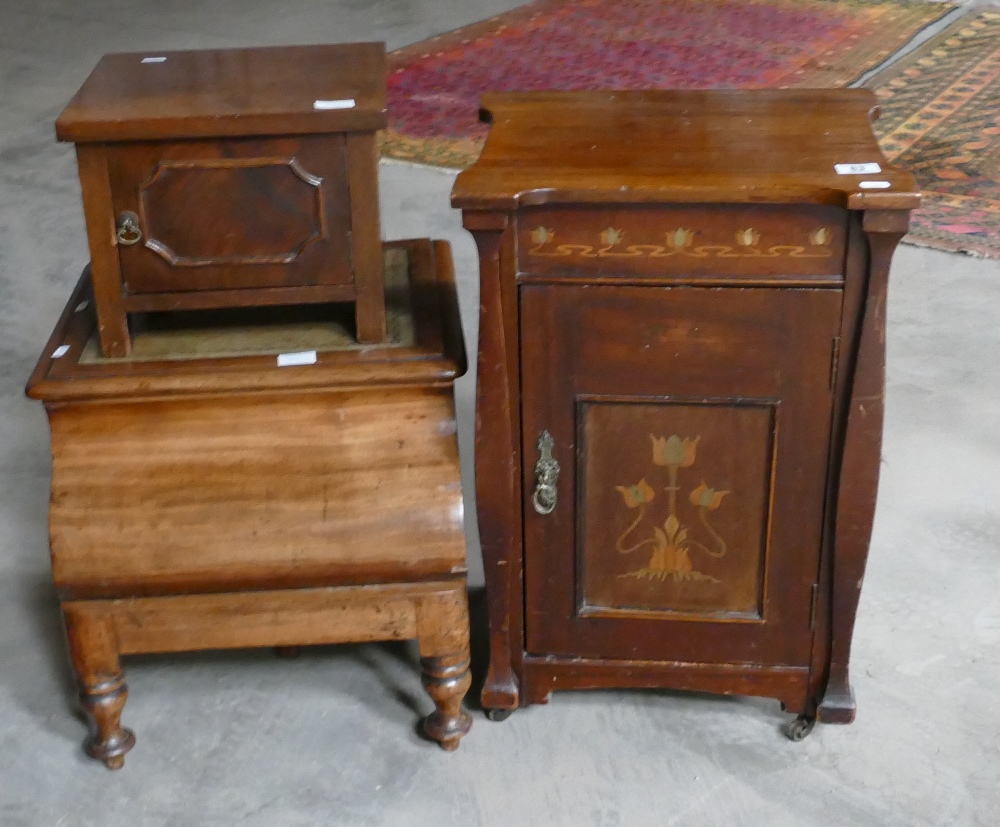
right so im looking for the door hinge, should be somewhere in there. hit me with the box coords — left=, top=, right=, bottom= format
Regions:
left=809, top=583, right=820, bottom=629
left=829, top=336, right=841, bottom=390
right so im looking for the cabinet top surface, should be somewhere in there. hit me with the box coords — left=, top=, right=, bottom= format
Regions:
left=56, top=43, right=387, bottom=142
left=451, top=90, right=919, bottom=211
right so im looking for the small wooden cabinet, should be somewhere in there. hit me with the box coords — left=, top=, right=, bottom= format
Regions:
left=453, top=90, right=919, bottom=737
left=57, top=44, right=388, bottom=357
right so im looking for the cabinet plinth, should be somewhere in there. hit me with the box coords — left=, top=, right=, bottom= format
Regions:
left=452, top=90, right=919, bottom=734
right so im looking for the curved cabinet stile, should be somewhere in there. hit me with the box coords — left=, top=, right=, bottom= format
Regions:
left=466, top=212, right=523, bottom=712
left=818, top=209, right=909, bottom=723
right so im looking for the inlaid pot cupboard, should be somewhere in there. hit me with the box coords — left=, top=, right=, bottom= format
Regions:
left=453, top=89, right=918, bottom=739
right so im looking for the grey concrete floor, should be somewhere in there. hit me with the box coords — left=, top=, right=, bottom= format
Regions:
left=1, top=1, right=999, bottom=825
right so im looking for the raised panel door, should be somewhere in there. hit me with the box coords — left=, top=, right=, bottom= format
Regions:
left=106, top=135, right=354, bottom=294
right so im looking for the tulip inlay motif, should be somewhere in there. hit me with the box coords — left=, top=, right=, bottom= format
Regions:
left=615, top=434, right=730, bottom=583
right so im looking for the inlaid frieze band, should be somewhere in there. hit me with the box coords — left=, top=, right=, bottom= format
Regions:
left=528, top=225, right=835, bottom=260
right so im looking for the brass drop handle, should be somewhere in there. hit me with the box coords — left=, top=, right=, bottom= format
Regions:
left=115, top=211, right=142, bottom=246
left=532, top=430, right=560, bottom=515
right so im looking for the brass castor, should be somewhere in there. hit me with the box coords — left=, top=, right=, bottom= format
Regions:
left=785, top=714, right=816, bottom=742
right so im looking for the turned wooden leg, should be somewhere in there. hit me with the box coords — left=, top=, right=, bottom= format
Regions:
left=63, top=604, right=136, bottom=769
left=417, top=587, right=473, bottom=751
left=420, top=653, right=473, bottom=751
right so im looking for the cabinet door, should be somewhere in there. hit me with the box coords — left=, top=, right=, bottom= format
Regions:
left=521, top=284, right=842, bottom=667
left=107, top=135, right=354, bottom=295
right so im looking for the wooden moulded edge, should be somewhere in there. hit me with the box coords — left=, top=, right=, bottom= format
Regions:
left=64, top=581, right=468, bottom=656
left=54, top=44, right=388, bottom=143
left=451, top=90, right=921, bottom=212
left=25, top=238, right=466, bottom=403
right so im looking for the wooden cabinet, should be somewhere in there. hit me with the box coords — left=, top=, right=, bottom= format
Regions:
left=453, top=90, right=919, bottom=737
left=26, top=239, right=473, bottom=767
left=57, top=44, right=388, bottom=357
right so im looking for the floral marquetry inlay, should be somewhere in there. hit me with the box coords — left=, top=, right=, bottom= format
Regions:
left=735, top=228, right=761, bottom=246
left=810, top=227, right=833, bottom=245
left=666, top=228, right=695, bottom=249
left=531, top=226, right=554, bottom=245
left=615, top=434, right=730, bottom=584
left=527, top=224, right=835, bottom=259
left=600, top=227, right=625, bottom=246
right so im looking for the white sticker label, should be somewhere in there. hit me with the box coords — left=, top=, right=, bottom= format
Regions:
left=859, top=181, right=892, bottom=189
left=835, top=162, right=882, bottom=175
left=313, top=98, right=356, bottom=110
left=141, top=56, right=167, bottom=64
left=277, top=350, right=317, bottom=367
left=52, top=345, right=70, bottom=358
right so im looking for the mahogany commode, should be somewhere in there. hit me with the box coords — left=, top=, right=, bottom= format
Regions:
left=27, top=239, right=473, bottom=767
left=57, top=43, right=389, bottom=357
left=453, top=89, right=919, bottom=737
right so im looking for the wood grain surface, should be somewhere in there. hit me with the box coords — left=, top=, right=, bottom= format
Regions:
left=59, top=43, right=389, bottom=354
left=26, top=240, right=460, bottom=403
left=47, top=386, right=466, bottom=598
left=56, top=44, right=387, bottom=142
left=453, top=89, right=920, bottom=211
left=30, top=237, right=473, bottom=764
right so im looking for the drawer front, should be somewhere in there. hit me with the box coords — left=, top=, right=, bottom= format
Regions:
left=107, top=136, right=355, bottom=295
left=517, top=204, right=847, bottom=283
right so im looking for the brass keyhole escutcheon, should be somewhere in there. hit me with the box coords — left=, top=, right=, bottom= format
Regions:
left=115, top=211, right=142, bottom=246
left=532, top=430, right=560, bottom=515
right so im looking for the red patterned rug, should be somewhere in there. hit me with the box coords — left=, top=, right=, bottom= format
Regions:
left=382, top=0, right=953, bottom=169
left=869, top=7, right=1000, bottom=257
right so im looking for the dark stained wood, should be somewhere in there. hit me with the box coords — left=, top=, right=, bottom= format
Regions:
left=467, top=219, right=524, bottom=712
left=578, top=401, right=776, bottom=620
left=56, top=44, right=387, bottom=142
left=520, top=284, right=840, bottom=666
left=517, top=204, right=847, bottom=282
left=58, top=44, right=389, bottom=356
left=454, top=90, right=918, bottom=733
left=817, top=210, right=908, bottom=723
left=27, top=238, right=472, bottom=765
left=106, top=136, right=354, bottom=292
left=520, top=656, right=811, bottom=713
